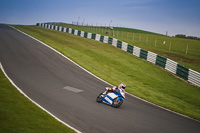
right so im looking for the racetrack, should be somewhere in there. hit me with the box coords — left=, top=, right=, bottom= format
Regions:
left=0, top=24, right=200, bottom=133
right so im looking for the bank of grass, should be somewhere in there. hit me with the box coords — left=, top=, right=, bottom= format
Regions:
left=12, top=25, right=200, bottom=121
left=57, top=24, right=200, bottom=73
left=0, top=70, right=76, bottom=132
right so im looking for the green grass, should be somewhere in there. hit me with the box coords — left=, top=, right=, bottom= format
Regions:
left=56, top=23, right=200, bottom=73
left=11, top=25, right=200, bottom=121
left=0, top=69, right=76, bottom=132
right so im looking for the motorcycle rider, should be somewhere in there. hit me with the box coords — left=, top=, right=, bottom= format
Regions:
left=103, top=83, right=126, bottom=96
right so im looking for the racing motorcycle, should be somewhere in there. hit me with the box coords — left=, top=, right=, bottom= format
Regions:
left=96, top=87, right=125, bottom=108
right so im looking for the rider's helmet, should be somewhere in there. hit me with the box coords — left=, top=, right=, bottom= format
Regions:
left=119, top=83, right=126, bottom=90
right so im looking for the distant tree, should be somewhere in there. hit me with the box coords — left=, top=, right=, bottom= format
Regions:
left=187, top=36, right=199, bottom=40
left=175, top=34, right=200, bottom=40
left=175, top=34, right=186, bottom=38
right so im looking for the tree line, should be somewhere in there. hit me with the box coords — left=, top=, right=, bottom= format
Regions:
left=175, top=34, right=200, bottom=40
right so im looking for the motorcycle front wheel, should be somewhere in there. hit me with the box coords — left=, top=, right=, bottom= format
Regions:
left=96, top=93, right=103, bottom=103
left=112, top=98, right=123, bottom=108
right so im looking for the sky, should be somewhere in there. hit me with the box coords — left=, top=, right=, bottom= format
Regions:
left=0, top=0, right=200, bottom=37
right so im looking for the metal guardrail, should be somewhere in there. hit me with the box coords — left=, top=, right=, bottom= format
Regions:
left=37, top=23, right=200, bottom=87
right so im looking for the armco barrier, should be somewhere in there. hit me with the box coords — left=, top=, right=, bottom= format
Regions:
left=63, top=27, right=66, bottom=32
left=165, top=59, right=177, bottom=74
left=117, top=40, right=122, bottom=49
left=91, top=33, right=96, bottom=40
left=87, top=33, right=92, bottom=39
left=133, top=46, right=141, bottom=57
left=95, top=34, right=101, bottom=41
left=156, top=55, right=167, bottom=68
left=147, top=51, right=157, bottom=64
left=59, top=26, right=61, bottom=31
left=37, top=23, right=200, bottom=87
left=72, top=29, right=75, bottom=34
left=66, top=27, right=69, bottom=33
left=55, top=25, right=58, bottom=30
left=127, top=44, right=134, bottom=54
left=59, top=26, right=62, bottom=31
left=51, top=25, right=54, bottom=30
left=176, top=64, right=189, bottom=80
left=78, top=30, right=81, bottom=36
left=121, top=42, right=128, bottom=52
left=140, top=49, right=148, bottom=60
left=108, top=37, right=113, bottom=45
left=103, top=36, right=108, bottom=43
left=74, top=30, right=78, bottom=35
left=80, top=31, right=84, bottom=37
left=84, top=32, right=88, bottom=38
left=68, top=28, right=72, bottom=33
left=61, top=27, right=64, bottom=32
left=48, top=24, right=51, bottom=29
left=112, top=38, right=118, bottom=47
left=188, top=69, right=200, bottom=87
left=100, top=36, right=104, bottom=42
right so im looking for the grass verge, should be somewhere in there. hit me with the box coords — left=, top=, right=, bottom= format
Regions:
left=57, top=24, right=200, bottom=73
left=0, top=68, right=76, bottom=132
left=11, top=25, right=200, bottom=122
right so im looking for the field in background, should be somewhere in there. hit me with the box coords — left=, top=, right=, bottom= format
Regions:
left=56, top=23, right=200, bottom=73
left=12, top=25, right=200, bottom=121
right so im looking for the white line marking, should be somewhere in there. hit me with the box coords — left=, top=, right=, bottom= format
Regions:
left=63, top=86, right=83, bottom=93
left=10, top=26, right=112, bottom=86
left=0, top=62, right=82, bottom=133
left=9, top=26, right=200, bottom=123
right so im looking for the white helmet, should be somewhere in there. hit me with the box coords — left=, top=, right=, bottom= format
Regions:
left=119, top=83, right=126, bottom=90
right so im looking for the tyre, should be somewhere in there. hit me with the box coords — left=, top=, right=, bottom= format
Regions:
left=112, top=98, right=123, bottom=108
left=96, top=93, right=103, bottom=103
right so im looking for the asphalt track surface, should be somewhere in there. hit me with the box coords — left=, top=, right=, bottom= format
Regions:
left=0, top=24, right=200, bottom=133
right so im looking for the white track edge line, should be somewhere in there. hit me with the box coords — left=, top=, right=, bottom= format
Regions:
left=10, top=25, right=200, bottom=123
left=11, top=26, right=112, bottom=87
left=0, top=62, right=81, bottom=133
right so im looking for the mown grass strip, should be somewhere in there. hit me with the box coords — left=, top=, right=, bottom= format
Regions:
left=57, top=23, right=200, bottom=73
left=0, top=66, right=76, bottom=132
left=11, top=25, right=200, bottom=121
